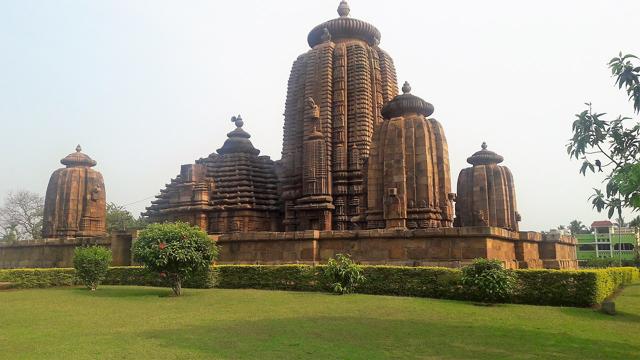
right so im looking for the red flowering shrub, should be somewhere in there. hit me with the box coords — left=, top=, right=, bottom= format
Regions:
left=133, top=222, right=218, bottom=296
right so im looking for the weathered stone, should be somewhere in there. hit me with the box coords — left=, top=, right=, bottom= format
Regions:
left=366, top=82, right=453, bottom=230
left=454, top=143, right=520, bottom=231
left=601, top=301, right=616, bottom=315
left=144, top=117, right=281, bottom=233
left=42, top=145, right=106, bottom=238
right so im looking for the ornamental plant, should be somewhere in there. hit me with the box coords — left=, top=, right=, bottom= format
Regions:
left=133, top=222, right=217, bottom=296
left=324, top=253, right=365, bottom=295
left=73, top=246, right=112, bottom=291
left=461, top=258, right=516, bottom=304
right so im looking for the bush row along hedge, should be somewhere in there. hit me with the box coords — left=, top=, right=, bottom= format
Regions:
left=1, top=265, right=637, bottom=307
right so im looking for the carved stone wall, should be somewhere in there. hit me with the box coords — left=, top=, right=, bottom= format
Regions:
left=42, top=146, right=106, bottom=238
left=214, top=227, right=578, bottom=270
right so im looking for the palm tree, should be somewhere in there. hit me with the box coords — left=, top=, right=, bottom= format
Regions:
left=614, top=217, right=626, bottom=228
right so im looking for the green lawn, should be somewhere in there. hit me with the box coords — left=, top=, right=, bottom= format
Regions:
left=1, top=285, right=639, bottom=359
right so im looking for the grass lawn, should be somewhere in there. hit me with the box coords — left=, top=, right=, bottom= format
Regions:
left=1, top=285, right=639, bottom=359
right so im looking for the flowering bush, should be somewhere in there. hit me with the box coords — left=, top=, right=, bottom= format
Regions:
left=73, top=246, right=112, bottom=291
left=133, top=222, right=218, bottom=296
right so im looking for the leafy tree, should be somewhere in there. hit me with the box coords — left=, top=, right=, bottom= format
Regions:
left=323, top=254, right=365, bottom=295
left=0, top=190, right=44, bottom=240
left=0, top=225, right=18, bottom=244
left=568, top=220, right=588, bottom=235
left=567, top=53, right=640, bottom=219
left=106, top=202, right=146, bottom=233
left=73, top=246, right=112, bottom=291
left=133, top=222, right=217, bottom=296
left=628, top=215, right=640, bottom=229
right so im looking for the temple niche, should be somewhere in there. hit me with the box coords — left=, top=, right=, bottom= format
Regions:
left=279, top=0, right=398, bottom=231
left=454, top=143, right=520, bottom=231
left=366, top=82, right=453, bottom=230
left=145, top=116, right=281, bottom=233
left=42, top=145, right=107, bottom=238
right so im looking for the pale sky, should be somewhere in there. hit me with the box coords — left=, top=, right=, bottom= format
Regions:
left=1, top=0, right=639, bottom=231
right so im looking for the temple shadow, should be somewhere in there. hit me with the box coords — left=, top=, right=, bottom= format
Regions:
left=71, top=286, right=172, bottom=298
left=135, top=316, right=640, bottom=359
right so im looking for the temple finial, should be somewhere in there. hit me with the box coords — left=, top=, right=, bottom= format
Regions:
left=402, top=81, right=411, bottom=94
left=76, top=144, right=82, bottom=152
left=337, top=1, right=350, bottom=17
left=231, top=115, right=244, bottom=128
left=481, top=142, right=487, bottom=150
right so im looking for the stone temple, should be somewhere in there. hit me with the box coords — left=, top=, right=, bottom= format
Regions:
left=43, top=145, right=107, bottom=238
left=141, top=1, right=577, bottom=269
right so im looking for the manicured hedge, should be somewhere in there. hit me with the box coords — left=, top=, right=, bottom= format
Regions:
left=511, top=267, right=639, bottom=307
left=0, top=267, right=215, bottom=290
left=1, top=265, right=637, bottom=307
left=0, top=268, right=76, bottom=288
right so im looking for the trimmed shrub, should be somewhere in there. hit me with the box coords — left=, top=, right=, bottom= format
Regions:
left=324, top=254, right=365, bottom=294
left=512, top=267, right=639, bottom=306
left=73, top=246, right=112, bottom=291
left=133, top=222, right=218, bottom=296
left=358, top=266, right=463, bottom=299
left=0, top=265, right=637, bottom=307
left=0, top=268, right=76, bottom=288
left=216, top=265, right=321, bottom=291
left=461, top=259, right=516, bottom=303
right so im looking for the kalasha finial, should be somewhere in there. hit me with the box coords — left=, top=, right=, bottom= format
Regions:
left=231, top=115, right=244, bottom=128
left=481, top=142, right=487, bottom=150
left=76, top=144, right=82, bottom=152
left=337, top=1, right=350, bottom=17
left=321, top=27, right=332, bottom=42
left=402, top=81, right=411, bottom=94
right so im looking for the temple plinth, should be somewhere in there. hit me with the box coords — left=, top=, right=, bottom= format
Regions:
left=42, top=145, right=107, bottom=238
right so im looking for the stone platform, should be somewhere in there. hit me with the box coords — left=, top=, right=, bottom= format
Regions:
left=214, top=227, right=577, bottom=269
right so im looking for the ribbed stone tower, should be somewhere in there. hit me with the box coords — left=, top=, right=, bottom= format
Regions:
left=279, top=1, right=399, bottom=230
left=455, top=143, right=520, bottom=231
left=366, top=82, right=453, bottom=229
left=42, top=145, right=107, bottom=238
left=145, top=117, right=281, bottom=233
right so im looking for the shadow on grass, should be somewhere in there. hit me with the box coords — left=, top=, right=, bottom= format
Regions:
left=71, top=286, right=171, bottom=298
left=136, top=316, right=640, bottom=360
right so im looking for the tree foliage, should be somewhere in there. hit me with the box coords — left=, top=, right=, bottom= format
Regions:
left=132, top=222, right=217, bottom=296
left=73, top=246, right=112, bottom=291
left=567, top=53, right=640, bottom=219
left=568, top=220, right=589, bottom=235
left=323, top=253, right=365, bottom=294
left=0, top=190, right=44, bottom=241
left=106, top=202, right=146, bottom=233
